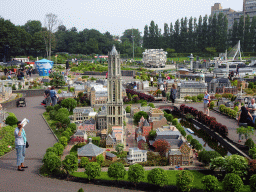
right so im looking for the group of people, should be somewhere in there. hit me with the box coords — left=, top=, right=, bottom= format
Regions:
left=238, top=98, right=256, bottom=127
left=44, top=86, right=58, bottom=106
left=3, top=67, right=32, bottom=80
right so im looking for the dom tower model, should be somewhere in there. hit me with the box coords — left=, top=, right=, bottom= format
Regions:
left=106, top=45, right=124, bottom=129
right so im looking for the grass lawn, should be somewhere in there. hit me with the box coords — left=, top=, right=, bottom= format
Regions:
left=71, top=170, right=251, bottom=191
left=43, top=112, right=62, bottom=139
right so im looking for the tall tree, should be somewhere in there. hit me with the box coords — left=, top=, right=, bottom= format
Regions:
left=163, top=23, right=169, bottom=49
left=250, top=16, right=256, bottom=52
left=202, top=15, right=208, bottom=51
left=120, top=29, right=142, bottom=46
left=174, top=19, right=180, bottom=52
left=143, top=25, right=149, bottom=48
left=193, top=17, right=198, bottom=51
left=43, top=13, right=60, bottom=60
left=169, top=22, right=174, bottom=49
left=149, top=20, right=156, bottom=49
left=231, top=20, right=239, bottom=47
left=23, top=20, right=42, bottom=36
left=187, top=17, right=193, bottom=53
left=244, top=14, right=251, bottom=52
left=237, top=15, right=245, bottom=51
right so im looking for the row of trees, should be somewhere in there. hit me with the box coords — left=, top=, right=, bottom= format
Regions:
left=143, top=13, right=256, bottom=55
left=0, top=15, right=143, bottom=60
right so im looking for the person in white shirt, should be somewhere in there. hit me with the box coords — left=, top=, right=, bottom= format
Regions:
left=150, top=76, right=154, bottom=86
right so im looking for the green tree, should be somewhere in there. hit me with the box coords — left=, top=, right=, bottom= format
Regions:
left=62, top=154, right=78, bottom=176
left=186, top=135, right=193, bottom=142
left=250, top=174, right=256, bottom=192
left=53, top=142, right=64, bottom=156
left=149, top=130, right=157, bottom=140
left=84, top=162, right=101, bottom=181
left=166, top=114, right=174, bottom=122
left=197, top=94, right=204, bottom=101
left=58, top=108, right=69, bottom=116
left=143, top=25, right=149, bottom=48
left=61, top=98, right=77, bottom=113
left=223, top=173, right=243, bottom=192
left=46, top=106, right=54, bottom=112
left=201, top=175, right=219, bottom=192
left=198, top=150, right=221, bottom=165
left=128, top=164, right=145, bottom=184
left=68, top=123, right=77, bottom=133
left=107, top=163, right=126, bottom=180
left=46, top=147, right=57, bottom=155
left=125, top=105, right=131, bottom=113
left=42, top=152, right=61, bottom=173
left=249, top=147, right=256, bottom=159
left=77, top=188, right=84, bottom=192
left=79, top=157, right=89, bottom=168
left=59, top=136, right=68, bottom=147
left=96, top=154, right=104, bottom=166
left=176, top=170, right=194, bottom=192
left=148, top=103, right=155, bottom=108
left=147, top=168, right=168, bottom=187
left=115, top=143, right=124, bottom=154
left=172, top=118, right=178, bottom=125
left=121, top=28, right=141, bottom=46
left=5, top=115, right=18, bottom=126
left=245, top=138, right=255, bottom=149
left=49, top=72, right=65, bottom=87
left=133, top=111, right=148, bottom=124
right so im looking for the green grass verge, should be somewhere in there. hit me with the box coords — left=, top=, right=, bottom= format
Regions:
left=43, top=112, right=62, bottom=139
left=71, top=170, right=250, bottom=191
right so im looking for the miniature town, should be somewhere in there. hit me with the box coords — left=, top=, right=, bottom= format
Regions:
left=2, top=1, right=256, bottom=192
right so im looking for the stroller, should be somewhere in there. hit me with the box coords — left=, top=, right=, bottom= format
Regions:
left=41, top=98, right=46, bottom=106
left=16, top=98, right=26, bottom=107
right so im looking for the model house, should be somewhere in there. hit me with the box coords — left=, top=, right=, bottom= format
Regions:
left=106, top=126, right=124, bottom=148
left=126, top=147, right=147, bottom=164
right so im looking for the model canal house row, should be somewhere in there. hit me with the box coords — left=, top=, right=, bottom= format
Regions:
left=106, top=45, right=125, bottom=130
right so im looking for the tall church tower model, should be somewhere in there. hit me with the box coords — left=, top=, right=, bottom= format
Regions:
left=106, top=45, right=124, bottom=129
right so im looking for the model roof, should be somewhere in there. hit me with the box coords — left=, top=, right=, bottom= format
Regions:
left=77, top=138, right=105, bottom=157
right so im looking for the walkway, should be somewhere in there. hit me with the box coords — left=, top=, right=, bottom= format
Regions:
left=0, top=96, right=134, bottom=192
left=186, top=103, right=256, bottom=145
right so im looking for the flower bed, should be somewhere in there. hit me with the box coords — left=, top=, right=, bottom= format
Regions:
left=218, top=104, right=238, bottom=119
left=180, top=104, right=228, bottom=138
left=126, top=89, right=155, bottom=102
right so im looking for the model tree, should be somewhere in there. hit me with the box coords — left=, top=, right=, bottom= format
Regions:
left=201, top=175, right=219, bottom=192
left=128, top=164, right=145, bottom=184
left=96, top=154, right=104, bottom=166
left=115, top=143, right=124, bottom=154
left=153, top=139, right=170, bottom=156
left=49, top=72, right=65, bottom=87
left=42, top=152, right=61, bottom=173
left=62, top=154, right=78, bottom=177
left=53, top=142, right=64, bottom=156
left=176, top=170, right=194, bottom=192
left=79, top=157, right=89, bottom=168
left=84, top=162, right=101, bottom=181
left=107, top=163, right=126, bottom=180
left=198, top=150, right=221, bottom=165
left=223, top=173, right=243, bottom=192
left=147, top=168, right=168, bottom=187
left=133, top=111, right=148, bottom=124
left=61, top=98, right=77, bottom=114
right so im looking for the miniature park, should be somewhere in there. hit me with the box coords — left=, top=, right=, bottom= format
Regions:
left=0, top=45, right=256, bottom=192
left=2, top=8, right=256, bottom=191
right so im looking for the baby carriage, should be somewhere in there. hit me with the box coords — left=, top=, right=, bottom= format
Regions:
left=17, top=98, right=26, bottom=107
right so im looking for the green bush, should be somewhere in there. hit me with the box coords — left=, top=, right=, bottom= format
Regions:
left=5, top=115, right=18, bottom=126
left=176, top=170, right=194, bottom=192
left=245, top=138, right=255, bottom=149
left=166, top=114, right=174, bottom=122
left=53, top=104, right=61, bottom=111
left=62, top=154, right=78, bottom=175
left=148, top=103, right=155, bottom=108
left=128, top=164, right=145, bottom=183
left=82, top=75, right=89, bottom=79
left=46, top=106, right=54, bottom=112
left=59, top=136, right=68, bottom=147
left=186, top=135, right=193, bottom=142
left=201, top=175, right=219, bottom=192
left=198, top=151, right=221, bottom=165
left=107, top=163, right=126, bottom=180
left=209, top=101, right=215, bottom=109
left=53, top=142, right=64, bottom=156
left=62, top=131, right=71, bottom=140
left=84, top=162, right=101, bottom=180
left=49, top=110, right=57, bottom=120
left=68, top=123, right=77, bottom=133
left=234, top=106, right=239, bottom=112
left=125, top=105, right=131, bottom=113
left=42, top=152, right=61, bottom=173
left=197, top=94, right=204, bottom=101
left=96, top=154, right=104, bottom=166
left=147, top=168, right=168, bottom=187
left=223, top=173, right=243, bottom=192
left=0, top=125, right=16, bottom=156
left=55, top=112, right=68, bottom=122
left=79, top=157, right=89, bottom=168
left=61, top=117, right=70, bottom=126
left=172, top=118, right=178, bottom=125
left=250, top=174, right=256, bottom=192
left=191, top=96, right=197, bottom=102
left=61, top=98, right=77, bottom=113
left=46, top=147, right=58, bottom=155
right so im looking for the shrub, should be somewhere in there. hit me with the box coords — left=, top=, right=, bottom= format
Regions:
left=46, top=106, right=54, bottom=112
left=62, top=131, right=71, bottom=140
left=133, top=111, right=148, bottom=124
left=58, top=108, right=69, bottom=117
left=209, top=101, right=215, bottom=109
left=125, top=105, right=131, bottom=113
left=201, top=175, right=219, bottom=192
left=234, top=106, right=239, bottom=112
left=59, top=136, right=68, bottom=147
left=61, top=117, right=70, bottom=127
left=197, top=94, right=204, bottom=101
left=42, top=152, right=61, bottom=173
left=55, top=112, right=68, bottom=122
left=172, top=118, right=178, bottom=125
left=5, top=115, right=18, bottom=126
left=250, top=174, right=256, bottom=192
left=46, top=147, right=57, bottom=155
left=62, top=154, right=78, bottom=175
left=190, top=139, right=199, bottom=148
left=84, top=162, right=101, bottom=180
left=53, top=142, right=64, bottom=156
left=96, top=154, right=104, bottom=166
left=198, top=151, right=221, bottom=165
left=147, top=168, right=168, bottom=187
left=148, top=103, right=155, bottom=108
left=245, top=138, right=255, bottom=149
left=49, top=110, right=57, bottom=120
left=53, top=104, right=61, bottom=111
left=191, top=96, right=197, bottom=102
left=79, top=157, right=89, bottom=168
left=186, top=135, right=193, bottom=142
left=176, top=170, right=194, bottom=192
left=128, top=164, right=145, bottom=183
left=61, top=98, right=77, bottom=113
left=166, top=114, right=174, bottom=122
left=107, top=163, right=126, bottom=180
left=68, top=123, right=77, bottom=133
left=223, top=173, right=243, bottom=192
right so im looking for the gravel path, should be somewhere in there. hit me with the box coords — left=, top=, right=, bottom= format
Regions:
left=0, top=96, right=134, bottom=192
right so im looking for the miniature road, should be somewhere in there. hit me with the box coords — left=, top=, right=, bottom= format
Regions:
left=0, top=96, right=135, bottom=192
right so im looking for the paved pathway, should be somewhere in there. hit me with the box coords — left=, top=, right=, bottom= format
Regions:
left=0, top=96, right=134, bottom=192
left=186, top=103, right=256, bottom=145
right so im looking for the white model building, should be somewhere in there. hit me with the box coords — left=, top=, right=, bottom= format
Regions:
left=126, top=147, right=147, bottom=164
left=142, top=49, right=167, bottom=68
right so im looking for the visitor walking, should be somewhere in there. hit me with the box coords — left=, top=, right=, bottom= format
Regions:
left=150, top=76, right=154, bottom=86
left=14, top=121, right=28, bottom=171
left=170, top=84, right=177, bottom=104
left=50, top=86, right=58, bottom=106
left=44, top=86, right=52, bottom=107
left=161, top=82, right=167, bottom=102
left=249, top=99, right=256, bottom=123
left=203, top=91, right=210, bottom=116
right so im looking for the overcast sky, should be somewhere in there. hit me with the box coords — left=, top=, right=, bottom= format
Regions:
left=0, top=0, right=243, bottom=36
